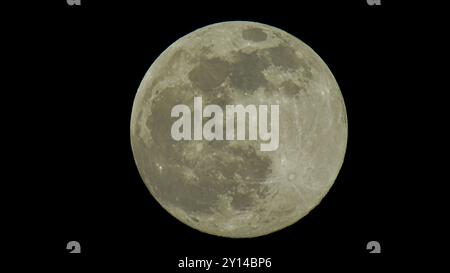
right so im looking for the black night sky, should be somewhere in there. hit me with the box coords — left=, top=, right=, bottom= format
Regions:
left=5, top=0, right=441, bottom=269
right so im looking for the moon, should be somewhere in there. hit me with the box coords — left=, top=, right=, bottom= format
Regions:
left=130, top=21, right=347, bottom=238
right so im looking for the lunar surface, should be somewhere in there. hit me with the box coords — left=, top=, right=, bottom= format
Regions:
left=130, top=21, right=347, bottom=238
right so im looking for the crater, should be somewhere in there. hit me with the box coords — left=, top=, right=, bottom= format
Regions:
left=201, top=85, right=234, bottom=109
left=146, top=87, right=191, bottom=153
left=242, top=27, right=267, bottom=42
left=299, top=59, right=313, bottom=79
left=267, top=45, right=301, bottom=70
left=229, top=51, right=269, bottom=93
left=155, top=165, right=223, bottom=214
left=227, top=145, right=272, bottom=181
left=188, top=57, right=230, bottom=92
left=166, top=49, right=187, bottom=69
left=231, top=192, right=254, bottom=210
left=281, top=80, right=304, bottom=97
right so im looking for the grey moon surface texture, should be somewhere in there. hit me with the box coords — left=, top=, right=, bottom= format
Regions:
left=130, top=21, right=347, bottom=238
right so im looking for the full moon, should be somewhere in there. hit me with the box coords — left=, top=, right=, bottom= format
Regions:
left=130, top=21, right=347, bottom=238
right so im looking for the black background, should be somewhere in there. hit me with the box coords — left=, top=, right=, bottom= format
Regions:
left=7, top=0, right=439, bottom=269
